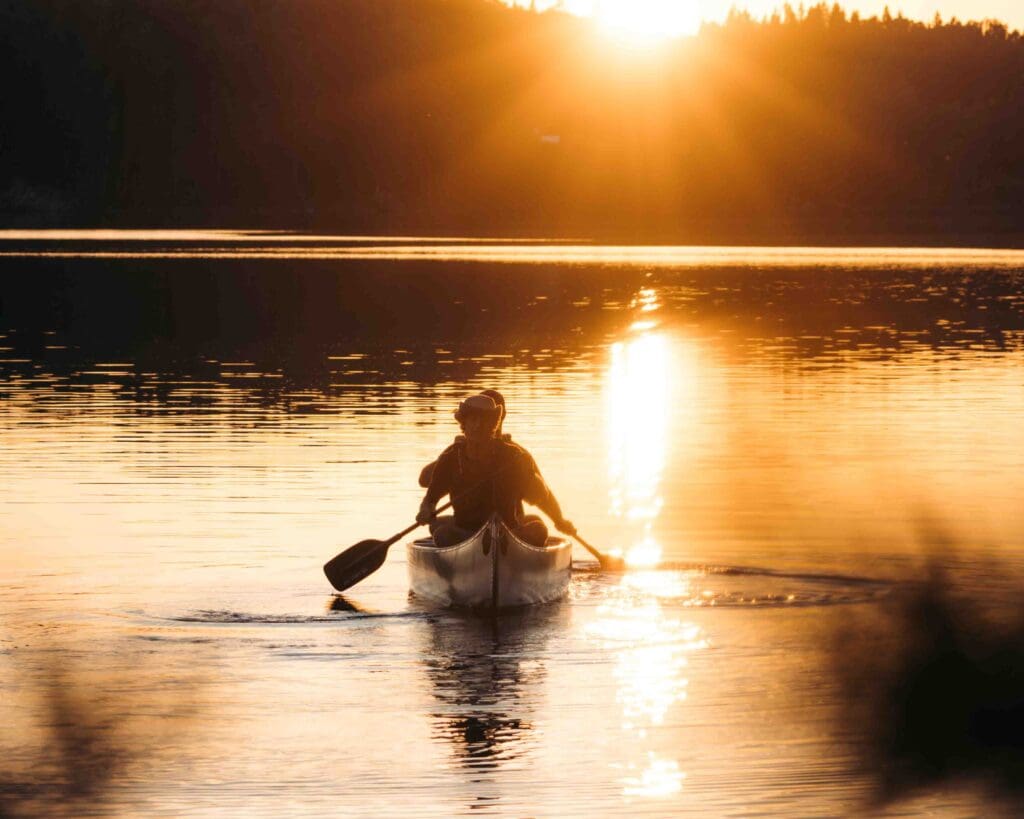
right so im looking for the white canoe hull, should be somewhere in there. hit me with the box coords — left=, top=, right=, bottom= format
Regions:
left=407, top=518, right=572, bottom=609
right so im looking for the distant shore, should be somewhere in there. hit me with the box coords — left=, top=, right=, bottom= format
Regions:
left=2, top=211, right=1022, bottom=250
left=4, top=1, right=1022, bottom=252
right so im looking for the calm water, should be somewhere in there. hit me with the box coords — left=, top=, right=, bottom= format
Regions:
left=2, top=232, right=1023, bottom=816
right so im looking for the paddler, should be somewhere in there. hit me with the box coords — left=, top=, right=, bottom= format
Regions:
left=416, top=393, right=576, bottom=548
left=418, top=388, right=508, bottom=488
left=418, top=389, right=546, bottom=539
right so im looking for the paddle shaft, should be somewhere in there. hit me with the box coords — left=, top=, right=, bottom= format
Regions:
left=573, top=533, right=604, bottom=562
left=572, top=532, right=625, bottom=570
left=383, top=498, right=452, bottom=548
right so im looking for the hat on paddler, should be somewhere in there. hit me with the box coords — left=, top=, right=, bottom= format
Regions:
left=454, top=393, right=500, bottom=424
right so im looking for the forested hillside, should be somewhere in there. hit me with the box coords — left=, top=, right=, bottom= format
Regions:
left=2, top=0, right=1021, bottom=240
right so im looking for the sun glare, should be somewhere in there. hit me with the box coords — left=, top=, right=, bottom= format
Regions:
left=560, top=0, right=702, bottom=43
left=600, top=0, right=702, bottom=41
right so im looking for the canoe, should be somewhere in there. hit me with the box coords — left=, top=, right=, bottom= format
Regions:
left=407, top=516, right=572, bottom=609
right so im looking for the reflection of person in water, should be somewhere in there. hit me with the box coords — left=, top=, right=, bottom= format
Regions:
left=419, top=605, right=568, bottom=781
left=416, top=392, right=575, bottom=547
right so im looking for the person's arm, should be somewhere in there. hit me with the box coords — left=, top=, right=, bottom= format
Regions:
left=418, top=460, right=436, bottom=488
left=520, top=452, right=576, bottom=535
left=417, top=450, right=452, bottom=524
left=421, top=435, right=464, bottom=488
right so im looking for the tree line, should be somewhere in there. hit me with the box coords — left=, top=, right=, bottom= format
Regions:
left=1, top=0, right=1021, bottom=240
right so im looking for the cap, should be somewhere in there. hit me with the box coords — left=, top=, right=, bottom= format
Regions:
left=454, top=394, right=499, bottom=422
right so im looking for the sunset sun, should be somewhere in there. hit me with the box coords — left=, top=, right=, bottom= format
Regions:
left=557, top=0, right=702, bottom=42
left=595, top=0, right=703, bottom=41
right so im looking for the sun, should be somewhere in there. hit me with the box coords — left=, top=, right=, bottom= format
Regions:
left=561, top=0, right=703, bottom=43
left=600, top=0, right=702, bottom=41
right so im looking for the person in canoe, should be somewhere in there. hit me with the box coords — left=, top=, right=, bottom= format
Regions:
left=418, top=388, right=508, bottom=488
left=415, top=393, right=576, bottom=548
left=418, top=389, right=547, bottom=539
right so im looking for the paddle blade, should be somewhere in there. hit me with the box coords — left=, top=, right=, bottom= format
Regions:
left=598, top=553, right=629, bottom=573
left=573, top=534, right=629, bottom=573
left=323, top=539, right=391, bottom=592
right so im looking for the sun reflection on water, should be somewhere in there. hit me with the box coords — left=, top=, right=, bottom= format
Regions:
left=621, top=753, right=686, bottom=798
left=622, top=568, right=692, bottom=600
left=599, top=312, right=707, bottom=798
left=607, top=295, right=671, bottom=567
left=587, top=590, right=707, bottom=798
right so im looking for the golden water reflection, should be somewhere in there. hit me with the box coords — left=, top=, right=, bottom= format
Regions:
left=607, top=298, right=671, bottom=567
left=8, top=238, right=1024, bottom=266
left=600, top=307, right=710, bottom=798
left=621, top=753, right=686, bottom=798
left=622, top=569, right=693, bottom=600
left=587, top=585, right=707, bottom=798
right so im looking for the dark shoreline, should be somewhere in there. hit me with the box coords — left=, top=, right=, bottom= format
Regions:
left=4, top=2, right=1023, bottom=254
left=2, top=215, right=1023, bottom=250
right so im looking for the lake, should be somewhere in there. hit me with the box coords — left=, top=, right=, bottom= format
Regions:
left=1, top=231, right=1023, bottom=816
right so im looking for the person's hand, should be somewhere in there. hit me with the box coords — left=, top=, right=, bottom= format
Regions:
left=555, top=518, right=577, bottom=537
left=416, top=501, right=436, bottom=526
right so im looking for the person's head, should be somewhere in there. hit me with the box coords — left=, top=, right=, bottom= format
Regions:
left=479, top=389, right=506, bottom=434
left=453, top=394, right=501, bottom=441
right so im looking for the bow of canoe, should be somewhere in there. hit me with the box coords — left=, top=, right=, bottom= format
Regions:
left=407, top=517, right=571, bottom=609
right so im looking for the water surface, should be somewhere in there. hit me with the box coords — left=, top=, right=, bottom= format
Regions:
left=2, top=233, right=1022, bottom=816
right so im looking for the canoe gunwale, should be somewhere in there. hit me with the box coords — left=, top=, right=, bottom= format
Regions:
left=409, top=521, right=489, bottom=554
left=407, top=516, right=571, bottom=609
left=410, top=525, right=568, bottom=554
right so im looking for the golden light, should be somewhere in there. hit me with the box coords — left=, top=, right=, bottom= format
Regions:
left=623, top=568, right=692, bottom=600
left=607, top=309, right=672, bottom=567
left=586, top=602, right=698, bottom=730
left=622, top=753, right=686, bottom=797
left=560, top=0, right=703, bottom=43
left=586, top=592, right=707, bottom=798
left=598, top=0, right=702, bottom=42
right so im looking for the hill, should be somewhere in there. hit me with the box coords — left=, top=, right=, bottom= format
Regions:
left=1, top=0, right=1022, bottom=241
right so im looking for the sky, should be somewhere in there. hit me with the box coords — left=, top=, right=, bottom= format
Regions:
left=508, top=0, right=1024, bottom=37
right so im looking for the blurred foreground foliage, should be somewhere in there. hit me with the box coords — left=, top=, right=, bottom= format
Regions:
left=0, top=638, right=207, bottom=819
left=832, top=547, right=1024, bottom=809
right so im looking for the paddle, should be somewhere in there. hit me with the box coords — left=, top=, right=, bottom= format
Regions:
left=572, top=532, right=628, bottom=572
left=323, top=499, right=453, bottom=592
